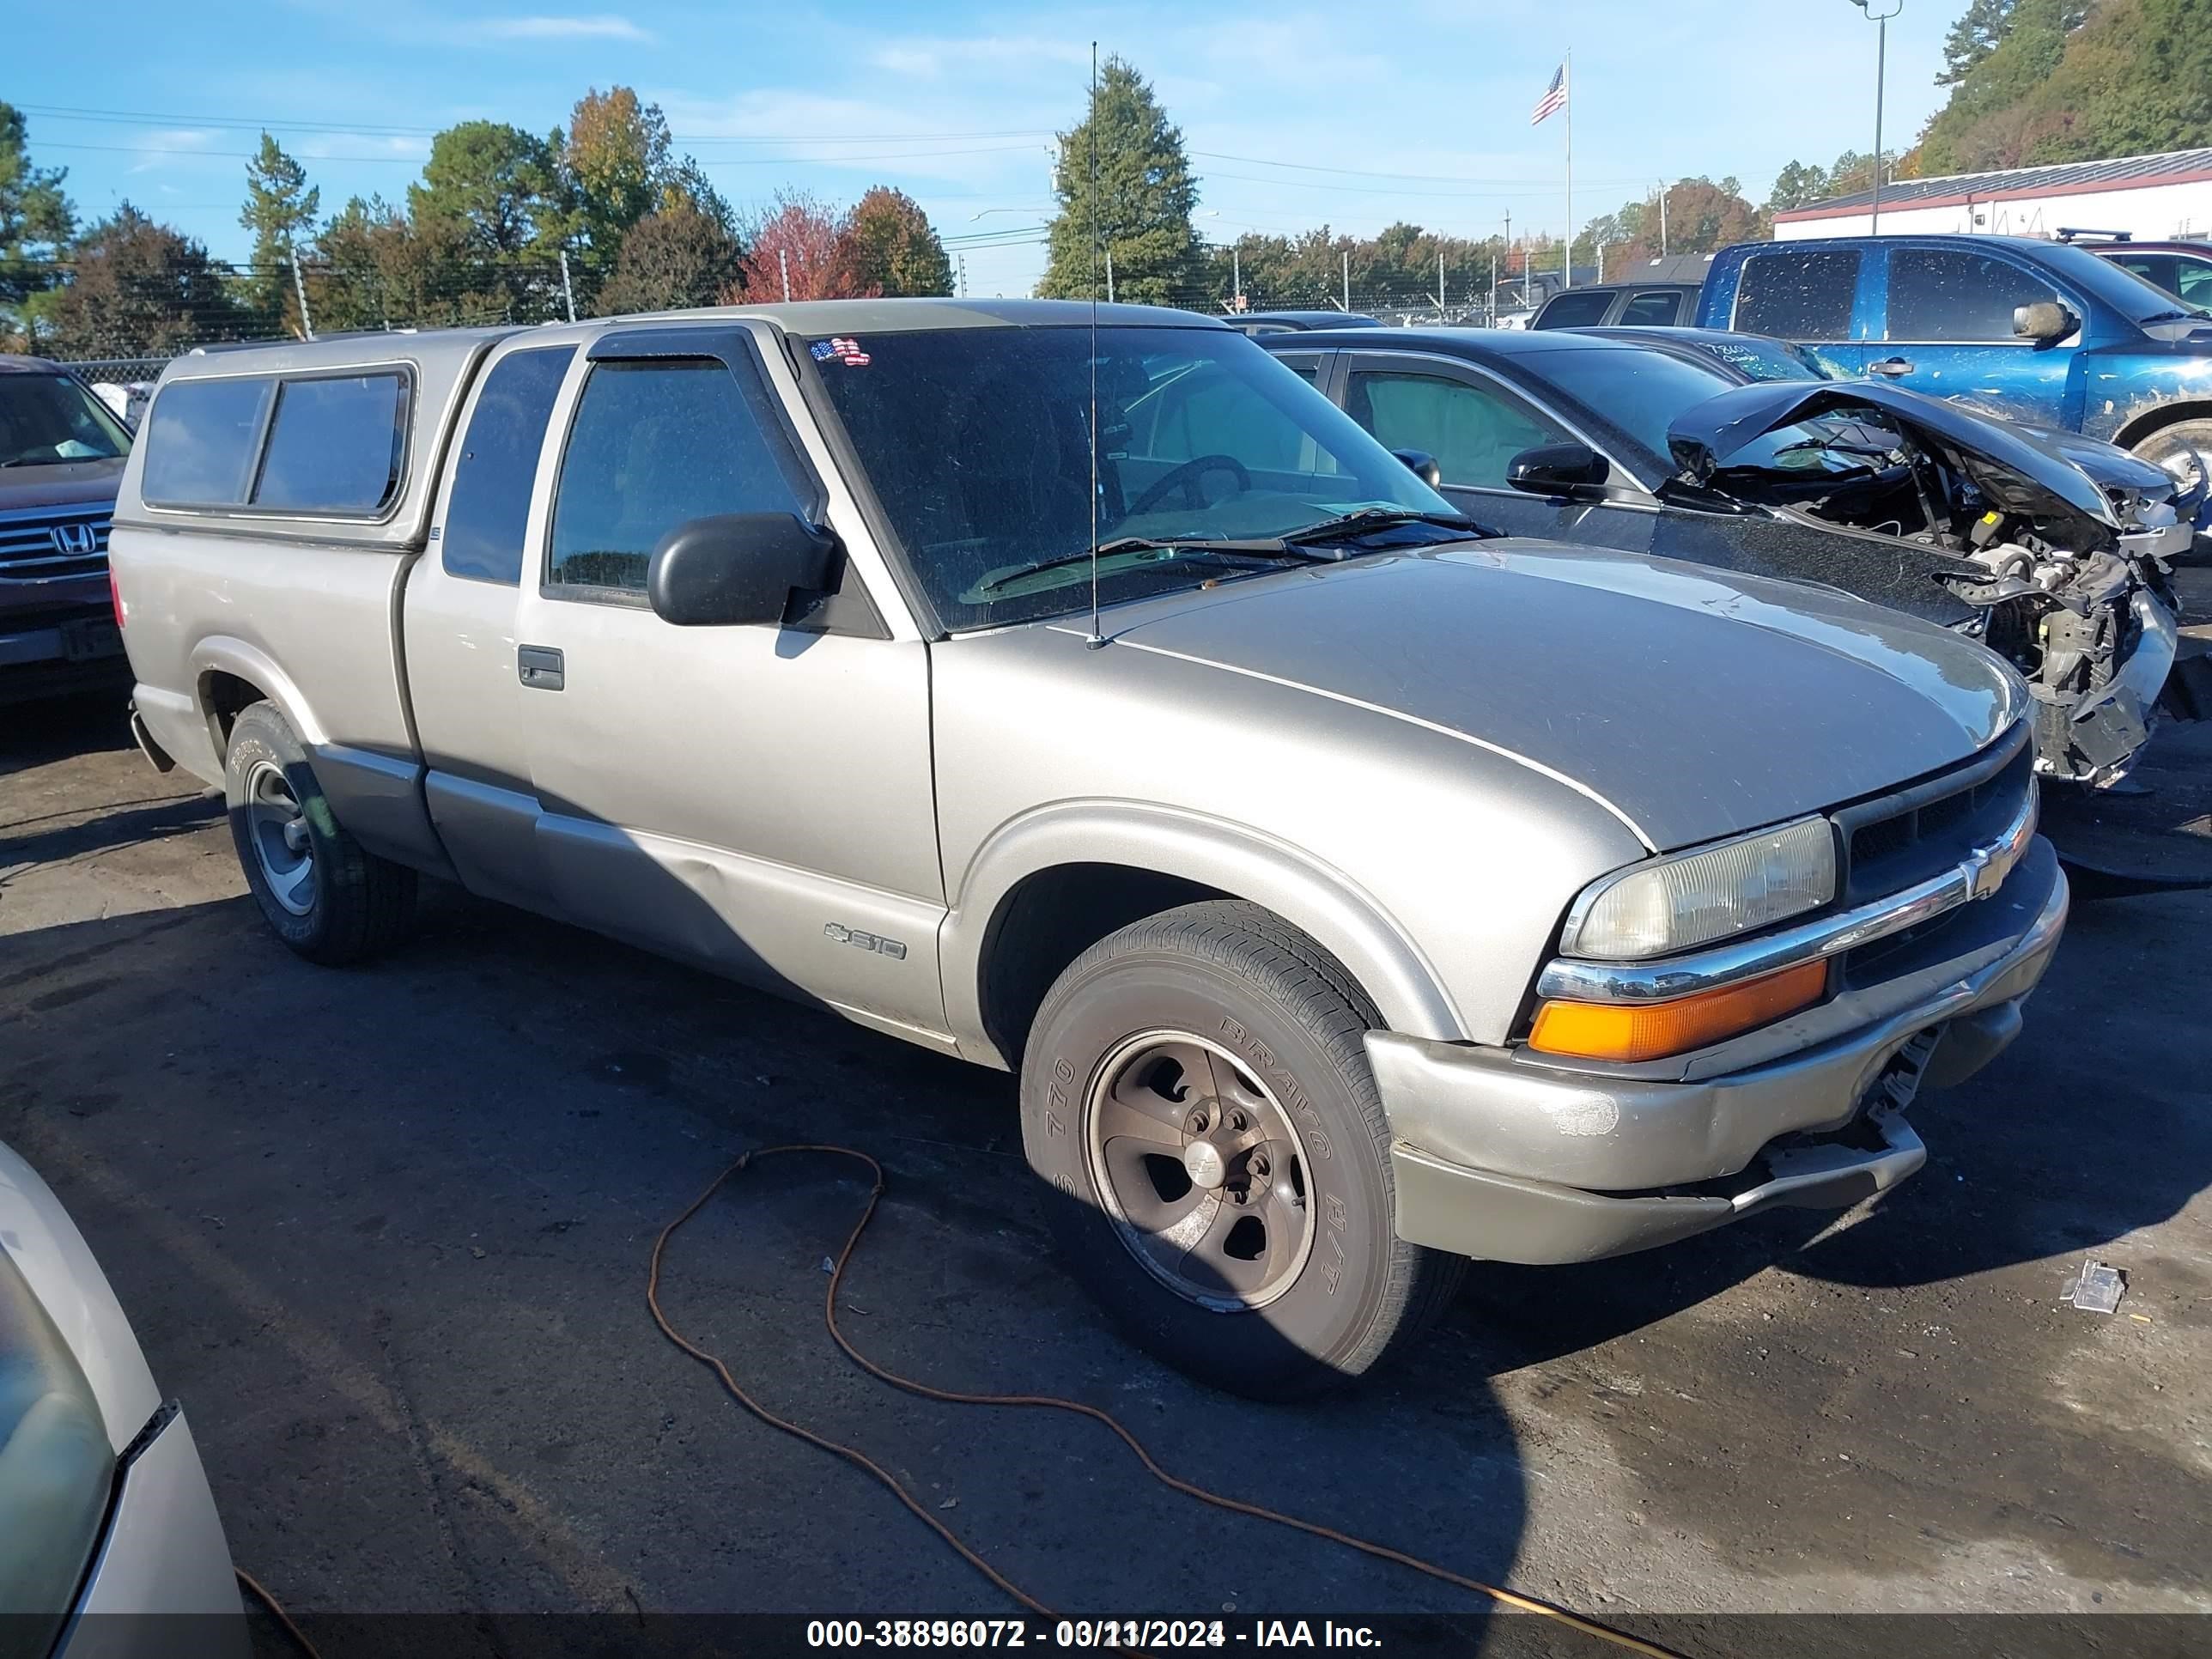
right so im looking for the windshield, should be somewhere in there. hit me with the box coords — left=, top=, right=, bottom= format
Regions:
left=810, top=324, right=1451, bottom=629
left=1528, top=345, right=1746, bottom=465
left=1534, top=343, right=1888, bottom=480
left=1692, top=337, right=1830, bottom=384
left=0, top=373, right=132, bottom=468
left=2037, top=240, right=2212, bottom=323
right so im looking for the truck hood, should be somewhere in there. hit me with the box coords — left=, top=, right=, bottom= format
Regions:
left=1667, top=380, right=2120, bottom=549
left=1091, top=542, right=2022, bottom=852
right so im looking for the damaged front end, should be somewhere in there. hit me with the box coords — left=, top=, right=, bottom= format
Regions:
left=1668, top=380, right=2189, bottom=787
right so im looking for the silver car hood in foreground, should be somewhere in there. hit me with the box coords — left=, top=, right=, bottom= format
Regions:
left=1086, top=541, right=2023, bottom=851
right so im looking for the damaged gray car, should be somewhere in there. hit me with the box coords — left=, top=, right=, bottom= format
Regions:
left=1262, top=328, right=2196, bottom=788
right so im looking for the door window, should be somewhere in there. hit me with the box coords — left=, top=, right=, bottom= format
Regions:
left=2111, top=255, right=2179, bottom=298
left=442, top=346, right=575, bottom=584
left=2172, top=254, right=2212, bottom=308
left=548, top=357, right=810, bottom=595
left=1732, top=250, right=1861, bottom=340
left=1345, top=369, right=1575, bottom=489
left=1618, top=290, right=1685, bottom=326
left=1887, top=248, right=2061, bottom=341
left=1534, top=290, right=1612, bottom=329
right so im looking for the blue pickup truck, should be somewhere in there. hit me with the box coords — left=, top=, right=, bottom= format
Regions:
left=1697, top=234, right=2212, bottom=483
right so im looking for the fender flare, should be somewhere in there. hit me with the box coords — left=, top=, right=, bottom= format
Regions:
left=191, top=636, right=326, bottom=754
left=939, top=799, right=1467, bottom=1065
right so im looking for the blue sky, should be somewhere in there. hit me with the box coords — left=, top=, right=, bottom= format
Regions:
left=17, top=0, right=1958, bottom=295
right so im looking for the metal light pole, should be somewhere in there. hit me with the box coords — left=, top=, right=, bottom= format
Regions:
left=1850, top=0, right=1904, bottom=234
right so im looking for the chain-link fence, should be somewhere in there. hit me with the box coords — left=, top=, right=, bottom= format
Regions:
left=16, top=249, right=1542, bottom=377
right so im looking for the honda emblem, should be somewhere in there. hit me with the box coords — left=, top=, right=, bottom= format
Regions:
left=51, top=522, right=98, bottom=556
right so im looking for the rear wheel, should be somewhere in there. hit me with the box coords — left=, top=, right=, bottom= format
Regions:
left=224, top=701, right=416, bottom=964
left=1019, top=901, right=1462, bottom=1399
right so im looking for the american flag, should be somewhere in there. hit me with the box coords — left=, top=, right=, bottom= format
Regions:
left=1530, top=63, right=1568, bottom=126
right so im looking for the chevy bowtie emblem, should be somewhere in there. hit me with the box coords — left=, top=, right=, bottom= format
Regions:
left=51, top=522, right=98, bottom=556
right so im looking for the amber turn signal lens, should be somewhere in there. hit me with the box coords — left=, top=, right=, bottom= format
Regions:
left=1528, top=958, right=1830, bottom=1064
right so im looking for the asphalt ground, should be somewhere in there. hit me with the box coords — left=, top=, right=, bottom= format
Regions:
left=1, top=696, right=2207, bottom=1655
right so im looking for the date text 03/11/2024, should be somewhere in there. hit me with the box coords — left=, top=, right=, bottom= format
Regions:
left=804, top=1619, right=1384, bottom=1648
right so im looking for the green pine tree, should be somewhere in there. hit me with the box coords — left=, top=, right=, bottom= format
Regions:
left=1037, top=57, right=1204, bottom=306
left=240, top=133, right=319, bottom=334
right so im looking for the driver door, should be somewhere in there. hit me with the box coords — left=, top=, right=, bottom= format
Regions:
left=509, top=324, right=948, bottom=1042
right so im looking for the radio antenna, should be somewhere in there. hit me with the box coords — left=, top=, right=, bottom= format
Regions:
left=1085, top=40, right=1106, bottom=650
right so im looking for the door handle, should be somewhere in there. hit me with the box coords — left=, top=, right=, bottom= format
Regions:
left=517, top=645, right=564, bottom=691
left=1869, top=357, right=1915, bottom=377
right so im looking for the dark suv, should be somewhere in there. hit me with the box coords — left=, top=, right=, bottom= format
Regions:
left=0, top=357, right=131, bottom=703
left=1531, top=282, right=1702, bottom=330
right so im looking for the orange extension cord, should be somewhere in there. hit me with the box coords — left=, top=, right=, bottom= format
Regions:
left=648, top=1144, right=1686, bottom=1659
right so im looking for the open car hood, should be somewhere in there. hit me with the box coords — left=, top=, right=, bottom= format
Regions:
left=1667, top=380, right=2122, bottom=546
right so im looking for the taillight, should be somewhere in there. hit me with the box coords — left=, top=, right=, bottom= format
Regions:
left=109, top=570, right=126, bottom=630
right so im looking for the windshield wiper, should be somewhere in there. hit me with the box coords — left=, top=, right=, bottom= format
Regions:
left=2140, top=308, right=2212, bottom=325
left=969, top=535, right=1333, bottom=599
left=1281, top=507, right=1492, bottom=545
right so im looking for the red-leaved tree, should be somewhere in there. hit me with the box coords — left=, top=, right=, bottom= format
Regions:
left=738, top=191, right=878, bottom=301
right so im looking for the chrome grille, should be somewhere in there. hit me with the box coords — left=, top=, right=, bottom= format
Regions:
left=0, top=507, right=112, bottom=584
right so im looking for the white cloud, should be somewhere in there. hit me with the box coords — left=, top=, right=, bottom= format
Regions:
left=472, top=13, right=652, bottom=43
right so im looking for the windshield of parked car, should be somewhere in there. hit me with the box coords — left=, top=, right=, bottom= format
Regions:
left=0, top=373, right=132, bottom=468
left=810, top=324, right=1455, bottom=629
left=1691, top=337, right=1830, bottom=384
left=1534, top=344, right=1885, bottom=480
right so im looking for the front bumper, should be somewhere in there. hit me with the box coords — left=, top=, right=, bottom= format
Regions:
left=1375, top=841, right=2069, bottom=1266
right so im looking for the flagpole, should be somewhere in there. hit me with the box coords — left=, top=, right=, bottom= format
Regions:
left=1564, top=48, right=1574, bottom=290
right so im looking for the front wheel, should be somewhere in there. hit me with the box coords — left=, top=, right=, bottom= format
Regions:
left=1019, top=901, right=1462, bottom=1399
left=2131, top=417, right=2212, bottom=544
left=224, top=701, right=416, bottom=965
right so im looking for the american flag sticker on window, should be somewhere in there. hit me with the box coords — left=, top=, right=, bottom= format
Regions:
left=813, top=337, right=871, bottom=366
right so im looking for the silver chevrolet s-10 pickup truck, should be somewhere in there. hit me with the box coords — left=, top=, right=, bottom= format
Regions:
left=108, top=300, right=2068, bottom=1397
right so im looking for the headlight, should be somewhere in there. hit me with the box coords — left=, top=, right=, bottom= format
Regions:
left=1560, top=817, right=1837, bottom=961
left=0, top=1249, right=116, bottom=1642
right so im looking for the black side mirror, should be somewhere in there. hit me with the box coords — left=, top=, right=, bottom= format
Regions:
left=1390, top=448, right=1443, bottom=489
left=2013, top=299, right=2078, bottom=344
left=647, top=512, right=842, bottom=627
left=1507, top=441, right=1608, bottom=495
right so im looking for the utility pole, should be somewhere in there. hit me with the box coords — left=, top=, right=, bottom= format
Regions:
left=1341, top=249, right=1350, bottom=313
left=1232, top=245, right=1242, bottom=308
left=779, top=246, right=791, bottom=301
left=557, top=248, right=577, bottom=323
left=1658, top=183, right=1668, bottom=259
left=1503, top=210, right=1512, bottom=318
left=1437, top=249, right=1446, bottom=316
left=1105, top=248, right=1115, bottom=304
left=957, top=252, right=967, bottom=298
left=1488, top=239, right=1498, bottom=325
left=289, top=245, right=313, bottom=340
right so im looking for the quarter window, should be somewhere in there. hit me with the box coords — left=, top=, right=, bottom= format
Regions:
left=1732, top=250, right=1862, bottom=340
left=1346, top=370, right=1575, bottom=489
left=1887, top=248, right=2061, bottom=341
left=548, top=357, right=810, bottom=595
left=253, top=373, right=410, bottom=514
left=141, top=376, right=275, bottom=506
left=441, top=347, right=575, bottom=584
